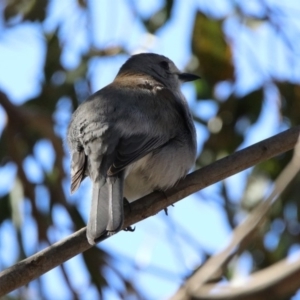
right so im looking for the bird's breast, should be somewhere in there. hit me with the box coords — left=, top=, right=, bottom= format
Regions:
left=123, top=137, right=196, bottom=202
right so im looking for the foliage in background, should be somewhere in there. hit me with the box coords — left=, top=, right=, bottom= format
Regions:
left=0, top=0, right=300, bottom=299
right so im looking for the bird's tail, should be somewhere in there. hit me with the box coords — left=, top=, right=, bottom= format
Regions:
left=87, top=172, right=124, bottom=245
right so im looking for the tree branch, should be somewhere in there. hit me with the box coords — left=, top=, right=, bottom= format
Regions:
left=184, top=253, right=300, bottom=300
left=0, top=126, right=300, bottom=296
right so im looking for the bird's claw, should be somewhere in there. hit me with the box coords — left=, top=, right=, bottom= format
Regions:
left=124, top=226, right=135, bottom=232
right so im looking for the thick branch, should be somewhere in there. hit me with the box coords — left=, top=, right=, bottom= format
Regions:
left=0, top=126, right=300, bottom=296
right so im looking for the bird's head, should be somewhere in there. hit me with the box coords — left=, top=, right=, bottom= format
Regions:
left=116, top=53, right=200, bottom=90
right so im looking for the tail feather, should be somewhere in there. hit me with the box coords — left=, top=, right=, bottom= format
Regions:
left=86, top=172, right=124, bottom=245
left=87, top=181, right=107, bottom=244
left=106, top=173, right=124, bottom=233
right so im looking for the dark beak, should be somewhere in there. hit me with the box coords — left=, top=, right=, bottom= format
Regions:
left=178, top=72, right=200, bottom=82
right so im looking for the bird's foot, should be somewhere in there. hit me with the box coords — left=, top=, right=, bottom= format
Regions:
left=154, top=189, right=174, bottom=216
left=163, top=204, right=175, bottom=216
left=124, top=225, right=136, bottom=232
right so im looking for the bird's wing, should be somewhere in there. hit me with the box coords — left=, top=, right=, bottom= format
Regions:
left=107, top=134, right=167, bottom=176
left=106, top=86, right=189, bottom=176
left=70, top=149, right=87, bottom=194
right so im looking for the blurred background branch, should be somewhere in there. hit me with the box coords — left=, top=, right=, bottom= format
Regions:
left=172, top=134, right=300, bottom=300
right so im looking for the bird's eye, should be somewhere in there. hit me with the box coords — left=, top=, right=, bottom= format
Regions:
left=159, top=61, right=169, bottom=70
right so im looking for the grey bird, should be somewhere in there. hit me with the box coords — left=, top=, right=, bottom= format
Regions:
left=67, top=53, right=199, bottom=245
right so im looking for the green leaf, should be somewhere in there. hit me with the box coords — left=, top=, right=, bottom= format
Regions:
left=277, top=82, right=300, bottom=126
left=192, top=12, right=234, bottom=85
left=197, top=88, right=263, bottom=165
left=142, top=0, right=174, bottom=33
left=4, top=0, right=48, bottom=23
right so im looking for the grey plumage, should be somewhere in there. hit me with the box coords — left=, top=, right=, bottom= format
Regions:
left=67, top=53, right=199, bottom=245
